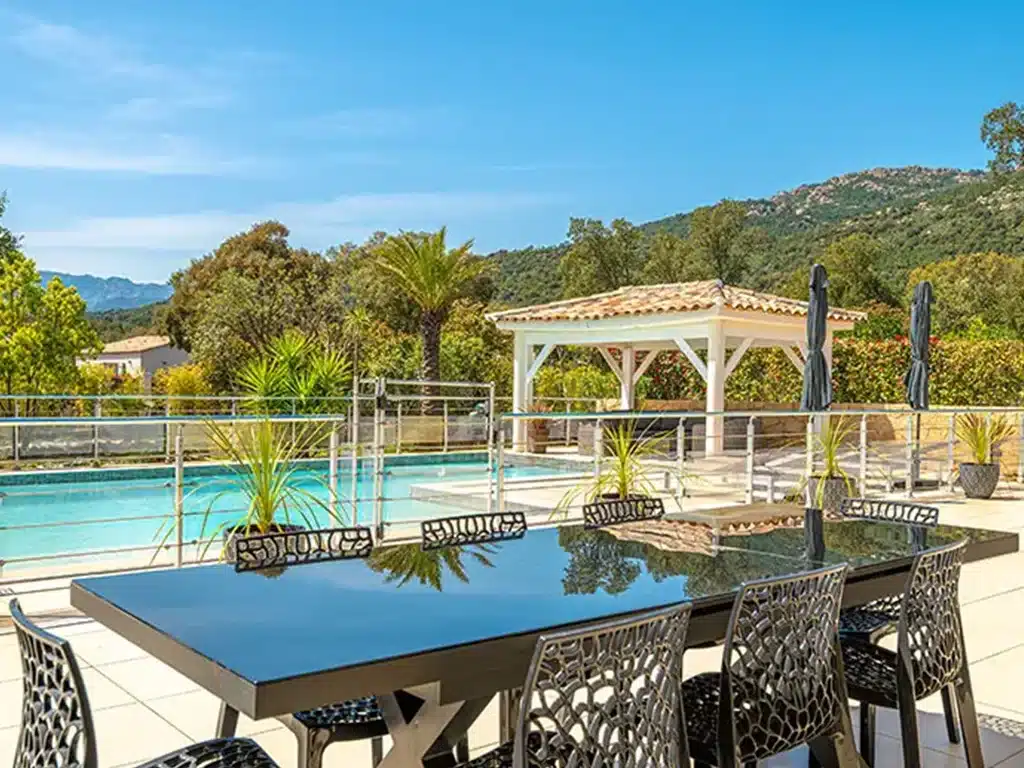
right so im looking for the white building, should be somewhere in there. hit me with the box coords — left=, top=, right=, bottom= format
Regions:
left=89, top=335, right=190, bottom=379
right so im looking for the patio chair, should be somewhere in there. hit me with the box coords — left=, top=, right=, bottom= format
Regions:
left=9, top=599, right=279, bottom=768
left=681, top=564, right=859, bottom=767
left=420, top=512, right=528, bottom=550
left=840, top=539, right=982, bottom=768
left=233, top=526, right=392, bottom=768
left=582, top=496, right=664, bottom=528
left=455, top=602, right=691, bottom=768
left=834, top=498, right=961, bottom=746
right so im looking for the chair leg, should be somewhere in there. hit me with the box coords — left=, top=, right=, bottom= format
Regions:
left=456, top=736, right=469, bottom=764
left=371, top=736, right=383, bottom=768
left=896, top=695, right=923, bottom=768
left=859, top=703, right=876, bottom=767
left=954, top=678, right=985, bottom=768
left=941, top=683, right=961, bottom=744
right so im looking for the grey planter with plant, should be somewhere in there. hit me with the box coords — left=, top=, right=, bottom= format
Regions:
left=795, top=417, right=855, bottom=515
left=956, top=414, right=1013, bottom=500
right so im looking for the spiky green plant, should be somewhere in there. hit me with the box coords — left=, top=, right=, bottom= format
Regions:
left=155, top=418, right=340, bottom=562
left=366, top=542, right=494, bottom=591
left=956, top=414, right=1014, bottom=465
left=554, top=421, right=686, bottom=516
left=789, top=416, right=857, bottom=507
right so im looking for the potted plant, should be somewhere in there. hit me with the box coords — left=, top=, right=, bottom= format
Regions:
left=155, top=418, right=340, bottom=566
left=793, top=417, right=856, bottom=516
left=956, top=414, right=1013, bottom=499
left=526, top=403, right=552, bottom=454
left=555, top=421, right=686, bottom=518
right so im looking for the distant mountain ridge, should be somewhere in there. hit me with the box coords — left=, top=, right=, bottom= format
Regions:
left=39, top=271, right=173, bottom=311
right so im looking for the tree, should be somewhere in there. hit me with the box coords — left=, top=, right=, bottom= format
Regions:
left=0, top=249, right=100, bottom=406
left=236, top=329, right=351, bottom=413
left=375, top=228, right=486, bottom=399
left=981, top=102, right=1024, bottom=173
left=688, top=200, right=748, bottom=283
left=778, top=234, right=895, bottom=308
left=906, top=252, right=1024, bottom=337
left=559, top=218, right=645, bottom=298
left=166, top=221, right=344, bottom=388
left=641, top=231, right=703, bottom=284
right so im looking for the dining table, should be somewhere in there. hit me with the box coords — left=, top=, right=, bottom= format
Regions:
left=70, top=514, right=1019, bottom=768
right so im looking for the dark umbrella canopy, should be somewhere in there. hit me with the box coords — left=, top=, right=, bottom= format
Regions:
left=800, top=264, right=833, bottom=412
left=905, top=281, right=934, bottom=411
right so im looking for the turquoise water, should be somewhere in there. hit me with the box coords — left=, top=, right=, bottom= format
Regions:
left=0, top=461, right=569, bottom=565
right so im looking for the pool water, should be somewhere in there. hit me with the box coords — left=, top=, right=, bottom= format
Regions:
left=0, top=461, right=571, bottom=565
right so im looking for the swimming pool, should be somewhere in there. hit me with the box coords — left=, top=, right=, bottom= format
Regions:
left=0, top=459, right=576, bottom=568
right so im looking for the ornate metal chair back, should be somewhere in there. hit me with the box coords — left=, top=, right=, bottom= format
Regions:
left=897, top=539, right=968, bottom=700
left=512, top=604, right=691, bottom=768
left=582, top=497, right=664, bottom=529
left=840, top=498, right=940, bottom=527
left=421, top=512, right=527, bottom=550
left=719, top=564, right=850, bottom=764
left=234, top=526, right=373, bottom=572
left=9, top=599, right=98, bottom=768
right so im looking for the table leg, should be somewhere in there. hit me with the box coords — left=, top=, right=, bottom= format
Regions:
left=377, top=683, right=490, bottom=768
left=216, top=701, right=240, bottom=738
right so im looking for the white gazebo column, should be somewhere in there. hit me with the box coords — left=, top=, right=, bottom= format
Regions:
left=511, top=333, right=533, bottom=450
left=705, top=321, right=726, bottom=456
left=619, top=346, right=635, bottom=410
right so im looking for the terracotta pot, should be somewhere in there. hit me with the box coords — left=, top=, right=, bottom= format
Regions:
left=527, top=419, right=549, bottom=454
left=959, top=463, right=1000, bottom=499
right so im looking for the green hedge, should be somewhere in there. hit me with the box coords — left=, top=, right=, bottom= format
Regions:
left=646, top=339, right=1024, bottom=407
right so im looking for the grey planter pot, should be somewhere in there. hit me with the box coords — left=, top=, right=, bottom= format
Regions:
left=959, top=463, right=1000, bottom=499
left=809, top=476, right=850, bottom=516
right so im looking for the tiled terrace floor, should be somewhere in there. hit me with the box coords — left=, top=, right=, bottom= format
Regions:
left=2, top=493, right=1024, bottom=767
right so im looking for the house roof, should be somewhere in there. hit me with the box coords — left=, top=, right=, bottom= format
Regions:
left=486, top=280, right=867, bottom=325
left=101, top=335, right=173, bottom=354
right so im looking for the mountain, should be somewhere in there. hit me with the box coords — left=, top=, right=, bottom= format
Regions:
left=39, top=271, right=173, bottom=311
left=490, top=166, right=1024, bottom=306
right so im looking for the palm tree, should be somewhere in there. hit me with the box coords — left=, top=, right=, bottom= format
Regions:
left=375, top=228, right=484, bottom=407
left=366, top=543, right=494, bottom=591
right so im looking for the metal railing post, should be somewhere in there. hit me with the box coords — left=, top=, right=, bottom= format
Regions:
left=948, top=413, right=957, bottom=492
left=12, top=400, right=19, bottom=465
left=442, top=400, right=449, bottom=453
left=805, top=415, right=814, bottom=480
left=1018, top=413, right=1024, bottom=485
left=985, top=412, right=993, bottom=464
left=92, top=399, right=101, bottom=462
left=328, top=426, right=339, bottom=522
left=745, top=416, right=755, bottom=504
left=174, top=426, right=184, bottom=568
left=496, top=425, right=506, bottom=514
left=564, top=400, right=572, bottom=446
left=859, top=414, right=868, bottom=496
left=164, top=399, right=172, bottom=463
left=487, top=383, right=496, bottom=514
left=230, top=398, right=237, bottom=417
left=396, top=401, right=403, bottom=454
left=905, top=413, right=914, bottom=498
left=676, top=418, right=685, bottom=503
left=372, top=378, right=385, bottom=541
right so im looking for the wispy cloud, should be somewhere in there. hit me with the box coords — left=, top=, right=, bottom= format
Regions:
left=23, top=192, right=554, bottom=252
left=0, top=133, right=250, bottom=175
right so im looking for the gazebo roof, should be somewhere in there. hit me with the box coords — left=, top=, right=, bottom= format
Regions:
left=487, top=280, right=866, bottom=325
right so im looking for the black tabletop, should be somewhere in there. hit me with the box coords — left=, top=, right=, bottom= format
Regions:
left=73, top=524, right=831, bottom=688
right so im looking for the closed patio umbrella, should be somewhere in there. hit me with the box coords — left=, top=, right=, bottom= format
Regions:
left=800, top=264, right=832, bottom=412
left=905, top=281, right=933, bottom=411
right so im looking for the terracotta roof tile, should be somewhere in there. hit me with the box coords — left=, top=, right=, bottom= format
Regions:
left=487, top=280, right=866, bottom=324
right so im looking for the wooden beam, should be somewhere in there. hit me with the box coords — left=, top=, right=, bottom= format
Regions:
left=597, top=347, right=623, bottom=382
left=782, top=345, right=804, bottom=373
left=525, top=343, right=555, bottom=381
left=673, top=337, right=708, bottom=382
left=724, top=338, right=753, bottom=378
left=632, top=350, right=660, bottom=384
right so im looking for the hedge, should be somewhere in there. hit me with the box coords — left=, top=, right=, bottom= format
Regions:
left=646, top=339, right=1024, bottom=407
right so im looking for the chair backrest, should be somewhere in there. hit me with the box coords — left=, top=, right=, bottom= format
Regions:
left=9, top=599, right=98, bottom=768
left=897, top=539, right=967, bottom=699
left=719, top=564, right=849, bottom=764
left=234, top=526, right=373, bottom=572
left=512, top=603, right=691, bottom=768
left=840, top=498, right=940, bottom=527
left=582, top=496, right=664, bottom=529
left=420, top=512, right=527, bottom=550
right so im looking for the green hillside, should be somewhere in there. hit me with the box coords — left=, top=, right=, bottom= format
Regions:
left=489, top=166, right=1024, bottom=306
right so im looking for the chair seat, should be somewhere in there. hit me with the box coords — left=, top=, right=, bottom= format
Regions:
left=291, top=696, right=388, bottom=739
left=137, top=737, right=278, bottom=768
left=457, top=739, right=515, bottom=768
left=839, top=595, right=902, bottom=642
left=680, top=673, right=724, bottom=765
left=840, top=638, right=902, bottom=708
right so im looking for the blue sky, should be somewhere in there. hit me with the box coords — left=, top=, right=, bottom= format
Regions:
left=1, top=1, right=1019, bottom=283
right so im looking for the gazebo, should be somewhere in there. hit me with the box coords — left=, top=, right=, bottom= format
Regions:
left=486, top=279, right=865, bottom=455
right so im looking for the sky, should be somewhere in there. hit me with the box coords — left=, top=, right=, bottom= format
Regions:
left=1, top=1, right=1020, bottom=284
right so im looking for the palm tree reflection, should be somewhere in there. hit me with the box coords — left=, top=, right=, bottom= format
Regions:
left=367, top=542, right=495, bottom=591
